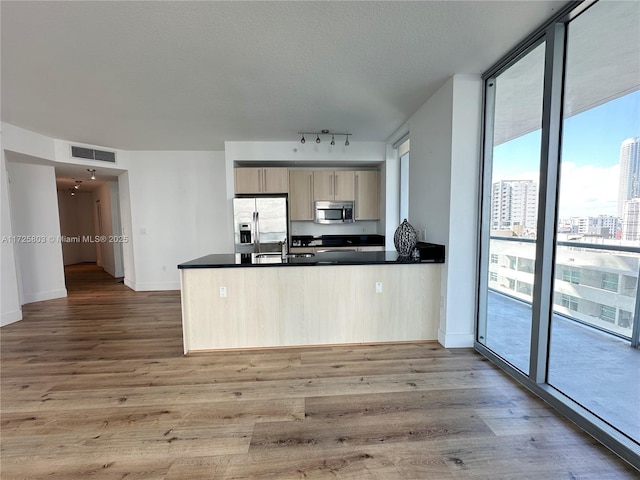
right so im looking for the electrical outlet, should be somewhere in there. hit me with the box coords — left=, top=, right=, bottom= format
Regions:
left=375, top=282, right=383, bottom=293
left=219, top=286, right=227, bottom=298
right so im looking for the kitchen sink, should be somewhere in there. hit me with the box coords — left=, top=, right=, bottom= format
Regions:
left=254, top=252, right=315, bottom=259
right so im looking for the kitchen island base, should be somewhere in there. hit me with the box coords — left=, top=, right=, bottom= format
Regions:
left=180, top=263, right=441, bottom=353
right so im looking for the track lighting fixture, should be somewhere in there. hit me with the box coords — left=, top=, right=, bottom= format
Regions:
left=298, top=130, right=351, bottom=146
left=74, top=180, right=82, bottom=190
left=69, top=187, right=75, bottom=196
left=87, top=169, right=96, bottom=180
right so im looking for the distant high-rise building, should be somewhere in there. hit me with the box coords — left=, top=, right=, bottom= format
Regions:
left=623, top=198, right=640, bottom=241
left=618, top=136, right=640, bottom=218
left=491, top=180, right=538, bottom=231
left=566, top=215, right=622, bottom=238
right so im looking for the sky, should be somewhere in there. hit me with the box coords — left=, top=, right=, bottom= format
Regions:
left=492, top=89, right=640, bottom=218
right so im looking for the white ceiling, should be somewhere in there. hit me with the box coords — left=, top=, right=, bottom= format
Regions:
left=1, top=0, right=569, bottom=151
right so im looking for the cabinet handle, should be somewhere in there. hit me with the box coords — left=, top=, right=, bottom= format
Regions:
left=258, top=169, right=263, bottom=193
left=355, top=174, right=358, bottom=218
left=262, top=169, right=267, bottom=192
left=330, top=174, right=334, bottom=196
left=309, top=174, right=313, bottom=219
left=334, top=174, right=338, bottom=197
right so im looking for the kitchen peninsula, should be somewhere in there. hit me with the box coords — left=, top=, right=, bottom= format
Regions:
left=178, top=247, right=445, bottom=354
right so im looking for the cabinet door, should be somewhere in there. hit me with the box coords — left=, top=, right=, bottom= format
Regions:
left=313, top=171, right=334, bottom=201
left=289, top=170, right=314, bottom=220
left=234, top=168, right=262, bottom=194
left=355, top=171, right=380, bottom=220
left=334, top=171, right=355, bottom=201
left=262, top=168, right=289, bottom=194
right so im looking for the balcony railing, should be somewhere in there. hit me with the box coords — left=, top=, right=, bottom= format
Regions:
left=488, top=235, right=640, bottom=345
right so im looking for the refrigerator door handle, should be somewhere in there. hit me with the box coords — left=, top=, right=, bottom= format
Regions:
left=255, top=211, right=260, bottom=252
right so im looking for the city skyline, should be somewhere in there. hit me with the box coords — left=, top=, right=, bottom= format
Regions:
left=492, top=89, right=640, bottom=218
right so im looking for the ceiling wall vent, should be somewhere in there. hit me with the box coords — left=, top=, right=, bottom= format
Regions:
left=71, top=145, right=116, bottom=163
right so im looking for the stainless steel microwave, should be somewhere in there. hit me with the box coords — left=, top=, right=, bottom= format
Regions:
left=314, top=201, right=355, bottom=224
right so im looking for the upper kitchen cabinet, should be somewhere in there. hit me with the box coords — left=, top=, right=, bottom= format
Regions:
left=313, top=170, right=355, bottom=202
left=289, top=170, right=314, bottom=221
left=355, top=170, right=380, bottom=220
left=234, top=167, right=289, bottom=194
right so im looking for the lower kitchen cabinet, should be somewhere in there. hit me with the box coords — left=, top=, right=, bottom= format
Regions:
left=180, top=262, right=442, bottom=351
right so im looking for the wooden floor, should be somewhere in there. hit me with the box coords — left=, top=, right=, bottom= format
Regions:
left=1, top=264, right=637, bottom=479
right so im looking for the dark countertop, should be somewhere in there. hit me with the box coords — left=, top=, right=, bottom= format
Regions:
left=178, top=248, right=444, bottom=269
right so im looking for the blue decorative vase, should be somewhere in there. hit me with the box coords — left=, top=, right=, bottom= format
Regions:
left=394, top=219, right=418, bottom=257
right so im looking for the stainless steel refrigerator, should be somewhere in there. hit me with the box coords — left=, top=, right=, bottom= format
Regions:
left=233, top=196, right=288, bottom=254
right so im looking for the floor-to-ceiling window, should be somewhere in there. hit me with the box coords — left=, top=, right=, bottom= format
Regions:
left=477, top=41, right=545, bottom=374
left=548, top=0, right=640, bottom=448
left=477, top=0, right=640, bottom=467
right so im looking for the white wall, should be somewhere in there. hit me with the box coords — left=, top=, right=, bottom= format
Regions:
left=121, top=150, right=229, bottom=290
left=57, top=189, right=96, bottom=265
left=118, top=171, right=136, bottom=290
left=92, top=181, right=124, bottom=278
left=1, top=124, right=57, bottom=325
left=1, top=147, right=22, bottom=326
left=3, top=123, right=56, bottom=162
left=6, top=160, right=67, bottom=304
left=445, top=75, right=482, bottom=347
left=406, top=74, right=482, bottom=348
left=408, top=79, right=454, bottom=246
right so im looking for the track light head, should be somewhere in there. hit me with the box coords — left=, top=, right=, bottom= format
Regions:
left=345, top=135, right=350, bottom=146
left=300, top=135, right=306, bottom=144
left=316, top=134, right=321, bottom=144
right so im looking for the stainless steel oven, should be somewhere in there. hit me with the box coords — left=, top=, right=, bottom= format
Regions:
left=314, top=201, right=354, bottom=224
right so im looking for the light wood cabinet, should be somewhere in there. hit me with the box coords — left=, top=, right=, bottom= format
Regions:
left=234, top=167, right=289, bottom=194
left=355, top=170, right=380, bottom=220
left=289, top=170, right=314, bottom=221
left=313, top=170, right=355, bottom=201
left=181, top=263, right=441, bottom=352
